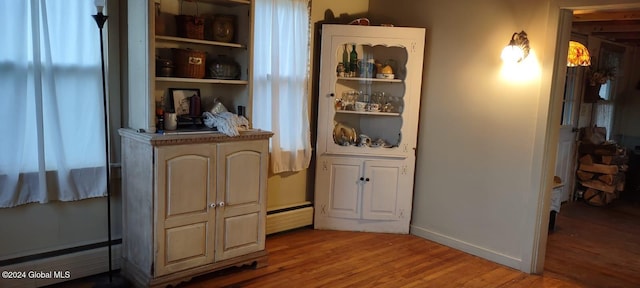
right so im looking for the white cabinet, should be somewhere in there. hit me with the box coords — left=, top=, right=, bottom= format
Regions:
left=314, top=24, right=425, bottom=234
left=127, top=0, right=254, bottom=133
left=315, top=157, right=414, bottom=233
left=119, top=129, right=271, bottom=287
left=316, top=157, right=411, bottom=221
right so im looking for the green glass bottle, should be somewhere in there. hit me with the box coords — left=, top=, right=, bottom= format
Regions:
left=343, top=44, right=350, bottom=74
left=349, top=44, right=358, bottom=77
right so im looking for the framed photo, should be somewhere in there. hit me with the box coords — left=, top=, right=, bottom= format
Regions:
left=169, top=88, right=200, bottom=116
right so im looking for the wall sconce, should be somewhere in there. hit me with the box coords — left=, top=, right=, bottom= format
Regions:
left=501, top=31, right=530, bottom=63
left=567, top=40, right=591, bottom=67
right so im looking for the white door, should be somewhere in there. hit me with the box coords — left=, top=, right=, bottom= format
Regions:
left=362, top=160, right=401, bottom=221
left=155, top=144, right=216, bottom=276
left=555, top=65, right=583, bottom=202
left=216, top=141, right=268, bottom=261
left=321, top=157, right=363, bottom=220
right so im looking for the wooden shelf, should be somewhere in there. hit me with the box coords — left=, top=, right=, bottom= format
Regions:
left=198, top=0, right=251, bottom=6
left=155, top=35, right=246, bottom=49
left=156, top=77, right=249, bottom=85
left=335, top=110, right=400, bottom=116
left=337, top=76, right=402, bottom=83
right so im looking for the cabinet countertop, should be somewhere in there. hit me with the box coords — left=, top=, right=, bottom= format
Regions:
left=118, top=128, right=273, bottom=146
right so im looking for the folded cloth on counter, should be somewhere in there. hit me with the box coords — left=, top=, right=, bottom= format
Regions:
left=202, top=111, right=249, bottom=136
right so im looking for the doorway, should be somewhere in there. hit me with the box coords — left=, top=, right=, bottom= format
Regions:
left=536, top=0, right=640, bottom=280
left=554, top=32, right=588, bottom=205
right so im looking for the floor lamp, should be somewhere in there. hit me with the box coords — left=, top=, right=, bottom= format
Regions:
left=92, top=1, right=117, bottom=286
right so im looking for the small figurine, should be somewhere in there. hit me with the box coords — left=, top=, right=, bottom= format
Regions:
left=336, top=62, right=346, bottom=77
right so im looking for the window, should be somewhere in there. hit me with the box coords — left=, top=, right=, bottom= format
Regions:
left=595, top=80, right=615, bottom=140
left=253, top=0, right=312, bottom=173
left=0, top=0, right=107, bottom=207
left=561, top=67, right=579, bottom=125
left=594, top=42, right=625, bottom=141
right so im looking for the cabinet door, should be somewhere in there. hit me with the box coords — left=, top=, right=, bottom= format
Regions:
left=155, top=144, right=216, bottom=276
left=362, top=160, right=403, bottom=221
left=316, top=157, right=363, bottom=220
left=215, top=140, right=268, bottom=261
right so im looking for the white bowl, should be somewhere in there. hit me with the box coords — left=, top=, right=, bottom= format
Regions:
left=376, top=73, right=395, bottom=79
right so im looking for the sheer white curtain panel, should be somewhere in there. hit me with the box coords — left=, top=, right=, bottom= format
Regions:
left=253, top=0, right=312, bottom=174
left=0, top=0, right=107, bottom=208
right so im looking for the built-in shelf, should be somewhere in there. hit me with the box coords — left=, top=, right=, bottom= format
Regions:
left=198, top=0, right=251, bottom=6
left=337, top=76, right=402, bottom=83
left=156, top=77, right=249, bottom=85
left=155, top=35, right=246, bottom=49
left=335, top=110, right=400, bottom=116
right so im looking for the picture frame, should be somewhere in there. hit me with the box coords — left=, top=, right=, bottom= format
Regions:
left=169, top=88, right=200, bottom=116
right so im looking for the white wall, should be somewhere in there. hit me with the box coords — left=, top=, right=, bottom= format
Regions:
left=368, top=0, right=640, bottom=273
left=618, top=47, right=640, bottom=132
left=614, top=47, right=640, bottom=148
left=368, top=0, right=555, bottom=272
left=0, top=193, right=122, bottom=259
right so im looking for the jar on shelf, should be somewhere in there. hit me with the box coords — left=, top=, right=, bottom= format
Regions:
left=212, top=15, right=236, bottom=43
left=208, top=55, right=240, bottom=80
left=156, top=58, right=174, bottom=77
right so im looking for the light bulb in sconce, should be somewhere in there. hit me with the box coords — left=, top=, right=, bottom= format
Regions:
left=501, top=44, right=524, bottom=63
left=501, top=31, right=530, bottom=63
left=95, top=0, right=105, bottom=14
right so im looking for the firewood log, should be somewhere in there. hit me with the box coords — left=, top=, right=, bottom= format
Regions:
left=597, top=174, right=617, bottom=185
left=579, top=163, right=618, bottom=175
left=577, top=170, right=595, bottom=181
left=583, top=188, right=604, bottom=206
left=579, top=154, right=594, bottom=165
left=580, top=179, right=616, bottom=193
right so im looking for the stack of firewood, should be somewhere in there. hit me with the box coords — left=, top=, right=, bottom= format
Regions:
left=576, top=143, right=628, bottom=206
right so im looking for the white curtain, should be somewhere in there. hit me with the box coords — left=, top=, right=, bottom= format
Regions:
left=253, top=0, right=312, bottom=173
left=595, top=101, right=615, bottom=140
left=594, top=80, right=616, bottom=140
left=0, top=0, right=107, bottom=207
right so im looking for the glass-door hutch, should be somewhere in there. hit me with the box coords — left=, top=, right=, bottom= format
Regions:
left=314, top=24, right=426, bottom=233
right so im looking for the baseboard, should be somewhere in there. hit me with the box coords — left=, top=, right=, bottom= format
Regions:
left=0, top=244, right=121, bottom=288
left=266, top=204, right=313, bottom=235
left=410, top=225, right=522, bottom=270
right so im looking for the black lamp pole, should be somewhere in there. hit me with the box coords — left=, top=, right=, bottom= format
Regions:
left=92, top=8, right=112, bottom=284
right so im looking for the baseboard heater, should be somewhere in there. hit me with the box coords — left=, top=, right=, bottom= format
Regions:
left=266, top=202, right=314, bottom=235
left=0, top=243, right=121, bottom=288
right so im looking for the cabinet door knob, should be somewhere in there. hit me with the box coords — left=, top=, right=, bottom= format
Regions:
left=329, top=93, right=335, bottom=97
left=360, top=177, right=364, bottom=181
left=218, top=201, right=225, bottom=207
left=365, top=178, right=370, bottom=182
left=209, top=203, right=217, bottom=208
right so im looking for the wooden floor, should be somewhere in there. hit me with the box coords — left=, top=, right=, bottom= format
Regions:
left=543, top=200, right=640, bottom=287
left=181, top=229, right=576, bottom=288
left=181, top=200, right=640, bottom=288
left=50, top=199, right=640, bottom=288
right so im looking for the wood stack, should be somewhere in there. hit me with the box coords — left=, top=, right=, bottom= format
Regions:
left=577, top=143, right=628, bottom=206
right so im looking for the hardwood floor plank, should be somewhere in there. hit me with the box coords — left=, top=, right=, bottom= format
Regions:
left=52, top=199, right=640, bottom=287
